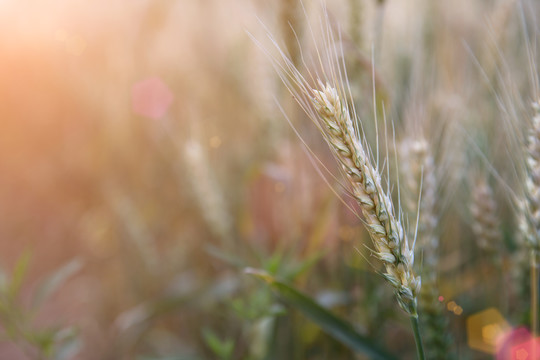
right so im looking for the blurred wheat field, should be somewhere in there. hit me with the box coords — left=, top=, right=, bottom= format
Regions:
left=0, top=0, right=539, bottom=359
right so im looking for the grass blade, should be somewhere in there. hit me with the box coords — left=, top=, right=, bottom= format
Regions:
left=245, top=268, right=396, bottom=360
left=32, top=259, right=83, bottom=309
left=8, top=250, right=32, bottom=300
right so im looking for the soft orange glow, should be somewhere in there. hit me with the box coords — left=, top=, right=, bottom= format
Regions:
left=467, top=308, right=511, bottom=354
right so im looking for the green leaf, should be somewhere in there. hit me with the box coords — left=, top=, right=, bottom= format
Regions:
left=245, top=268, right=396, bottom=360
left=0, top=264, right=7, bottom=291
left=8, top=250, right=32, bottom=299
left=33, top=259, right=83, bottom=309
left=264, top=252, right=283, bottom=275
left=26, top=328, right=56, bottom=355
left=202, top=328, right=234, bottom=360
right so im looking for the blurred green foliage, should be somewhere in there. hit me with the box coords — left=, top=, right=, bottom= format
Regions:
left=0, top=252, right=82, bottom=359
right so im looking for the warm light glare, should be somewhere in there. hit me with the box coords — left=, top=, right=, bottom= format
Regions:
left=483, top=324, right=503, bottom=346
left=467, top=308, right=511, bottom=354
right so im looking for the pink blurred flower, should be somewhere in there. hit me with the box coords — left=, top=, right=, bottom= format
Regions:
left=510, top=337, right=540, bottom=360
left=131, top=77, right=173, bottom=119
left=496, top=327, right=540, bottom=360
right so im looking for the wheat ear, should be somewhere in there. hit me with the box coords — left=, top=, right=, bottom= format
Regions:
left=400, top=137, right=455, bottom=359
left=311, top=81, right=421, bottom=316
left=184, top=140, right=234, bottom=247
left=259, top=18, right=422, bottom=353
left=471, top=177, right=501, bottom=257
left=400, top=138, right=439, bottom=266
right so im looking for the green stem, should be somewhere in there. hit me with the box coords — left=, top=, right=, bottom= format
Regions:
left=410, top=314, right=426, bottom=360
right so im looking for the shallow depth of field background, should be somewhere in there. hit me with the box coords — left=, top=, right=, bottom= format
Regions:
left=0, top=0, right=537, bottom=359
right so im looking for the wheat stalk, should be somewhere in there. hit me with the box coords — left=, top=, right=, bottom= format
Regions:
left=257, top=16, right=423, bottom=355
left=310, top=80, right=425, bottom=359
left=311, top=81, right=421, bottom=316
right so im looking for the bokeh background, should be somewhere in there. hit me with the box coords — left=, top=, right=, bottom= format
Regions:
left=0, top=0, right=538, bottom=359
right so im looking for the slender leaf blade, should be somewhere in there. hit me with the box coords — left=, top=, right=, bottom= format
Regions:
left=33, top=259, right=83, bottom=308
left=8, top=250, right=32, bottom=299
left=245, top=268, right=396, bottom=360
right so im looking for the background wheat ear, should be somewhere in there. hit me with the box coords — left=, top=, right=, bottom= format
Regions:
left=184, top=139, right=235, bottom=248
left=522, top=100, right=540, bottom=337
left=399, top=135, right=456, bottom=359
left=470, top=176, right=501, bottom=258
left=399, top=137, right=438, bottom=266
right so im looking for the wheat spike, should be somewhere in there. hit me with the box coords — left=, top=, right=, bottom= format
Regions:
left=184, top=139, right=234, bottom=245
left=400, top=138, right=439, bottom=266
left=470, top=176, right=501, bottom=255
left=522, top=100, right=540, bottom=336
left=399, top=136, right=455, bottom=358
left=311, top=81, right=420, bottom=315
